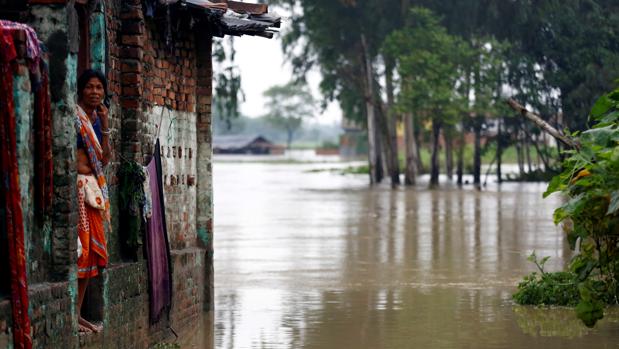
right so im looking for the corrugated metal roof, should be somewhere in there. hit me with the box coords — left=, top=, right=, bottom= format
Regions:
left=182, top=0, right=280, bottom=38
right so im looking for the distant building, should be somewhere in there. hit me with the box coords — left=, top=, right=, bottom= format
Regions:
left=213, top=135, right=284, bottom=154
left=339, top=118, right=368, bottom=157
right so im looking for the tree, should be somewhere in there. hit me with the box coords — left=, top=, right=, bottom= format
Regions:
left=213, top=37, right=245, bottom=129
left=274, top=0, right=404, bottom=185
left=384, top=7, right=468, bottom=187
left=262, top=82, right=316, bottom=149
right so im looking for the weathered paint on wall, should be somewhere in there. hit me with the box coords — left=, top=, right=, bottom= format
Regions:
left=13, top=67, right=34, bottom=274
left=90, top=6, right=106, bottom=74
left=154, top=106, right=198, bottom=249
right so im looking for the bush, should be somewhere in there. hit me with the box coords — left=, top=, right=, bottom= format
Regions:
left=513, top=251, right=580, bottom=306
left=516, top=86, right=619, bottom=327
left=513, top=271, right=580, bottom=306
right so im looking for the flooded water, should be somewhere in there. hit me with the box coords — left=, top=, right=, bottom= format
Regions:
left=195, top=153, right=619, bottom=348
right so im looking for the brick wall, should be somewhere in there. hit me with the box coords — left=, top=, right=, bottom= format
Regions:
left=0, top=0, right=215, bottom=348
left=0, top=6, right=80, bottom=349
left=0, top=282, right=75, bottom=349
left=195, top=32, right=215, bottom=311
left=0, top=54, right=76, bottom=349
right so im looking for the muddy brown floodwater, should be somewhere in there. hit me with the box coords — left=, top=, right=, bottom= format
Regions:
left=183, top=156, right=619, bottom=349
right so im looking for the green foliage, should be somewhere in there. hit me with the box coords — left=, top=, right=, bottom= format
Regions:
left=513, top=252, right=580, bottom=306
left=320, top=140, right=339, bottom=149
left=213, top=37, right=245, bottom=128
left=341, top=165, right=370, bottom=175
left=540, top=86, right=619, bottom=327
left=383, top=7, right=468, bottom=125
left=277, top=0, right=617, bottom=185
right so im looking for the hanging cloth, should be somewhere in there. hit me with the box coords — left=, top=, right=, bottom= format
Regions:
left=118, top=160, right=146, bottom=260
left=0, top=22, right=32, bottom=349
left=0, top=20, right=53, bottom=218
left=33, top=55, right=53, bottom=217
left=145, top=139, right=173, bottom=323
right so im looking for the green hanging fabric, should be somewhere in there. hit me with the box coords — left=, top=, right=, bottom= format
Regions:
left=118, top=161, right=146, bottom=259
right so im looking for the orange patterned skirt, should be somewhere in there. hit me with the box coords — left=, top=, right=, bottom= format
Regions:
left=77, top=175, right=108, bottom=279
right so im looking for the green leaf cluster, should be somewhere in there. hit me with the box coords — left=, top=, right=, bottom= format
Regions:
left=213, top=37, right=245, bottom=128
left=541, top=86, right=619, bottom=327
left=514, top=251, right=580, bottom=307
left=513, top=271, right=580, bottom=307
left=383, top=8, right=468, bottom=124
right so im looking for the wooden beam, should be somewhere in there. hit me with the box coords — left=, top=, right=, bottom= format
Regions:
left=227, top=1, right=268, bottom=14
left=28, top=0, right=68, bottom=4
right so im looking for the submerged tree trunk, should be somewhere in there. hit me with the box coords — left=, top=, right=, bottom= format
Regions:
left=444, top=126, right=454, bottom=180
left=473, top=58, right=482, bottom=190
left=375, top=122, right=384, bottom=183
left=360, top=34, right=380, bottom=184
left=473, top=122, right=481, bottom=189
left=286, top=128, right=294, bottom=150
left=414, top=119, right=424, bottom=174
left=377, top=100, right=398, bottom=186
left=404, top=112, right=418, bottom=185
left=530, top=133, right=550, bottom=170
left=430, top=119, right=442, bottom=187
left=496, top=116, right=502, bottom=184
left=384, top=58, right=400, bottom=186
left=516, top=135, right=525, bottom=177
left=535, top=134, right=542, bottom=170
left=456, top=121, right=465, bottom=186
left=525, top=134, right=532, bottom=172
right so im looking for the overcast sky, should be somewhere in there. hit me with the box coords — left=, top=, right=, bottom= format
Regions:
left=226, top=28, right=343, bottom=126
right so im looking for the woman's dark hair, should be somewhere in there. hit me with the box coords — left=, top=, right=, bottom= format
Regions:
left=77, top=69, right=107, bottom=101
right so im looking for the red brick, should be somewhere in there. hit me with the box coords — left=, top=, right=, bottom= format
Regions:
left=120, top=47, right=143, bottom=60
left=122, top=21, right=144, bottom=35
left=120, top=8, right=143, bottom=20
left=121, top=35, right=144, bottom=47
left=122, top=86, right=141, bottom=96
left=121, top=98, right=139, bottom=109
left=122, top=60, right=142, bottom=73
left=121, top=73, right=142, bottom=85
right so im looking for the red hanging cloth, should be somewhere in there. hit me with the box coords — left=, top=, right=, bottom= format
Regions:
left=34, top=56, right=53, bottom=215
left=0, top=23, right=33, bottom=349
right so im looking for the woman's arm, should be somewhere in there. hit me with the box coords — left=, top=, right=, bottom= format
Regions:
left=98, top=104, right=112, bottom=166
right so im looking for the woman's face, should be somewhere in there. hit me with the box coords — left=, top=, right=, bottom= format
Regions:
left=81, top=77, right=105, bottom=109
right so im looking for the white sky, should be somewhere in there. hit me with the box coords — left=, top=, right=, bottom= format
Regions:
left=228, top=28, right=343, bottom=126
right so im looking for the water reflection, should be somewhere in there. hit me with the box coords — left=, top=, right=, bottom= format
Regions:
left=206, top=161, right=619, bottom=349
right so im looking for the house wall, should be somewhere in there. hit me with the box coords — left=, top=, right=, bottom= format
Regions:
left=0, top=0, right=214, bottom=347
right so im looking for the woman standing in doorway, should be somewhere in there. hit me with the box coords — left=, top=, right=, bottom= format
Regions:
left=75, top=69, right=111, bottom=333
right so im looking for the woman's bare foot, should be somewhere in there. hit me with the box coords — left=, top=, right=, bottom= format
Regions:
left=79, top=316, right=102, bottom=333
left=79, top=323, right=92, bottom=334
